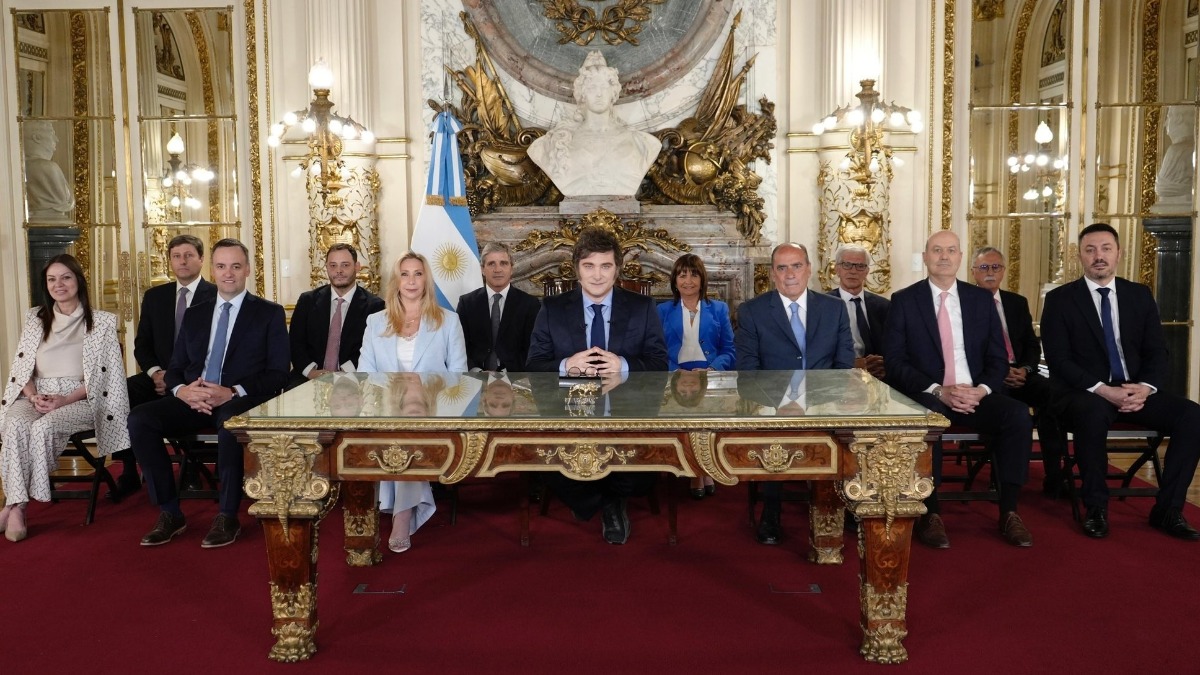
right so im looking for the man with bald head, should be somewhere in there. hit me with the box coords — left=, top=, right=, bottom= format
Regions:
left=884, top=230, right=1034, bottom=549
left=736, top=242, right=854, bottom=545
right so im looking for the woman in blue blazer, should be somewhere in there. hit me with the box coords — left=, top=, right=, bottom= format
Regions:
left=359, top=252, right=467, bottom=553
left=656, top=254, right=735, bottom=497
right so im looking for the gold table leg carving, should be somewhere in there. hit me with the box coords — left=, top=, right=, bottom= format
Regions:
left=342, top=480, right=382, bottom=566
left=242, top=431, right=332, bottom=662
left=808, top=480, right=845, bottom=564
left=842, top=430, right=932, bottom=664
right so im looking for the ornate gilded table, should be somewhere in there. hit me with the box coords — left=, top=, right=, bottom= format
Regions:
left=226, top=369, right=946, bottom=665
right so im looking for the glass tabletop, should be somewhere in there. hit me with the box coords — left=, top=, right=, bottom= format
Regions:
left=235, top=370, right=932, bottom=424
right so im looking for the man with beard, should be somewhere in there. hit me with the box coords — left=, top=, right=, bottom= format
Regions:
left=288, top=244, right=383, bottom=388
left=1041, top=223, right=1200, bottom=540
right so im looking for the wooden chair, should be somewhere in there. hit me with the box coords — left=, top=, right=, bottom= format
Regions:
left=934, top=427, right=999, bottom=502
left=166, top=430, right=221, bottom=500
left=48, top=429, right=118, bottom=525
left=1061, top=423, right=1163, bottom=522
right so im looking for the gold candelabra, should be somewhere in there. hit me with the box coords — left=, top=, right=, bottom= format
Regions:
left=813, top=79, right=921, bottom=187
left=267, top=59, right=373, bottom=208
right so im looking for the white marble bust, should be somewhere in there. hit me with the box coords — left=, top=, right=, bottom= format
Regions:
left=23, top=121, right=74, bottom=223
left=1152, top=105, right=1195, bottom=212
left=528, top=51, right=661, bottom=198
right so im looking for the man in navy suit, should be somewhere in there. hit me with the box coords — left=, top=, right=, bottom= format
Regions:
left=1041, top=223, right=1200, bottom=540
left=288, top=243, right=383, bottom=387
left=110, top=235, right=217, bottom=501
left=827, top=244, right=889, bottom=380
left=735, top=242, right=854, bottom=545
left=457, top=242, right=541, bottom=372
left=128, top=238, right=290, bottom=548
left=526, top=227, right=667, bottom=544
left=885, top=230, right=1033, bottom=549
left=970, top=246, right=1071, bottom=495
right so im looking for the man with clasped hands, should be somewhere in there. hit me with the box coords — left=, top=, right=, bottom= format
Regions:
left=526, top=227, right=667, bottom=545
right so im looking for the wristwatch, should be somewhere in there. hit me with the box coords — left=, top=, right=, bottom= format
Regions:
left=932, top=385, right=944, bottom=400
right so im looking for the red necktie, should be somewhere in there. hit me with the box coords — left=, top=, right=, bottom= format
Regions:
left=995, top=298, right=1015, bottom=362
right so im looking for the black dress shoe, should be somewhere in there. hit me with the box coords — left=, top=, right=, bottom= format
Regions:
left=1082, top=506, right=1109, bottom=539
left=756, top=510, right=782, bottom=545
left=601, top=499, right=630, bottom=545
left=601, top=499, right=630, bottom=544
left=141, top=511, right=187, bottom=546
left=201, top=514, right=242, bottom=548
left=1149, top=505, right=1200, bottom=541
left=689, top=487, right=706, bottom=500
left=105, top=472, right=142, bottom=503
left=704, top=483, right=716, bottom=496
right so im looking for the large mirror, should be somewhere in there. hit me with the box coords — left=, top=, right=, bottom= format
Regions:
left=134, top=7, right=239, bottom=286
left=14, top=9, right=120, bottom=311
left=969, top=0, right=1072, bottom=305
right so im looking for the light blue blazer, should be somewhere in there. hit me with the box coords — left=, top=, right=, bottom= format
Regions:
left=358, top=308, right=467, bottom=530
left=656, top=298, right=736, bottom=371
left=358, top=309, right=468, bottom=373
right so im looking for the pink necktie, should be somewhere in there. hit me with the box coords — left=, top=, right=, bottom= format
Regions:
left=937, top=291, right=956, bottom=386
left=323, top=298, right=344, bottom=371
left=995, top=298, right=1015, bottom=362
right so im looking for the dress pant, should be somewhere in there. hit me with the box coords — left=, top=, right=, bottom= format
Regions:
left=128, top=393, right=270, bottom=514
left=1059, top=389, right=1200, bottom=509
left=913, top=390, right=1033, bottom=490
left=541, top=473, right=658, bottom=520
left=1005, top=373, right=1072, bottom=477
left=126, top=372, right=163, bottom=410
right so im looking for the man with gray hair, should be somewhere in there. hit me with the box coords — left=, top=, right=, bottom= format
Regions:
left=457, top=241, right=541, bottom=372
left=827, top=244, right=889, bottom=379
left=970, top=245, right=1071, bottom=495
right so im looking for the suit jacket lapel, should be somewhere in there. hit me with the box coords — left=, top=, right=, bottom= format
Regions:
left=662, top=300, right=681, bottom=347
left=568, top=289, right=588, bottom=355
left=918, top=281, right=941, bottom=347
left=315, top=287, right=332, bottom=344
left=608, top=289, right=626, bottom=354
left=223, top=295, right=253, bottom=363
left=1072, top=278, right=1106, bottom=349
left=769, top=293, right=801, bottom=352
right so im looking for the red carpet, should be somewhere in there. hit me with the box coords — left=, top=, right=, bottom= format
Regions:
left=3, top=468, right=1199, bottom=674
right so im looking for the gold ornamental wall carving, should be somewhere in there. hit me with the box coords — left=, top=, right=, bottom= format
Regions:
left=816, top=161, right=894, bottom=294
left=308, top=167, right=382, bottom=294
left=439, top=11, right=774, bottom=244
left=540, top=0, right=665, bottom=47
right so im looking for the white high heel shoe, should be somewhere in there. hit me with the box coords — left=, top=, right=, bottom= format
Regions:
left=388, top=507, right=412, bottom=553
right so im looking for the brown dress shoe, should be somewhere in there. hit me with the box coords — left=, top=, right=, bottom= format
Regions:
left=914, top=513, right=950, bottom=549
left=1000, top=511, right=1033, bottom=547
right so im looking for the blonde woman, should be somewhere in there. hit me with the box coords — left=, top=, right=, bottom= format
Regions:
left=0, top=255, right=129, bottom=541
left=358, top=252, right=467, bottom=553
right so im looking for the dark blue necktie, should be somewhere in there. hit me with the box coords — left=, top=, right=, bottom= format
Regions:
left=205, top=301, right=232, bottom=384
left=1097, top=288, right=1126, bottom=383
left=590, top=304, right=605, bottom=350
left=852, top=297, right=873, bottom=354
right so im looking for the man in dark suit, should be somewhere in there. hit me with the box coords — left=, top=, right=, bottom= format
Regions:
left=884, top=230, right=1034, bottom=549
left=456, top=242, right=540, bottom=372
left=1041, top=223, right=1200, bottom=540
left=970, top=246, right=1071, bottom=495
left=288, top=243, right=383, bottom=387
left=735, top=242, right=854, bottom=545
left=827, top=243, right=889, bottom=380
left=109, top=235, right=217, bottom=501
left=526, top=227, right=667, bottom=544
left=128, top=238, right=290, bottom=549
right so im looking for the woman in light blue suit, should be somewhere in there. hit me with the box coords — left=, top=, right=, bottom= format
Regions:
left=656, top=254, right=735, bottom=497
left=359, top=251, right=467, bottom=553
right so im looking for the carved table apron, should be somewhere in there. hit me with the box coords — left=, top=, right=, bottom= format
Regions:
left=227, top=370, right=944, bottom=665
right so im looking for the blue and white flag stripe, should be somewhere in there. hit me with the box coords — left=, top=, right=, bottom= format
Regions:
left=411, top=111, right=482, bottom=309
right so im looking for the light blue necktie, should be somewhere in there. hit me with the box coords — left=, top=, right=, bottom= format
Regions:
left=789, top=301, right=806, bottom=368
left=205, top=301, right=232, bottom=384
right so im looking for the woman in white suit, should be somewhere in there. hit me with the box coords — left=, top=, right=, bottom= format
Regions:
left=358, top=251, right=467, bottom=553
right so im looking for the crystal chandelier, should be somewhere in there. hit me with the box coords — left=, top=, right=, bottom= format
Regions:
left=812, top=79, right=922, bottom=187
left=1008, top=121, right=1066, bottom=208
left=159, top=132, right=214, bottom=221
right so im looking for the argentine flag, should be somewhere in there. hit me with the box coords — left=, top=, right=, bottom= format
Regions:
left=411, top=111, right=482, bottom=308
